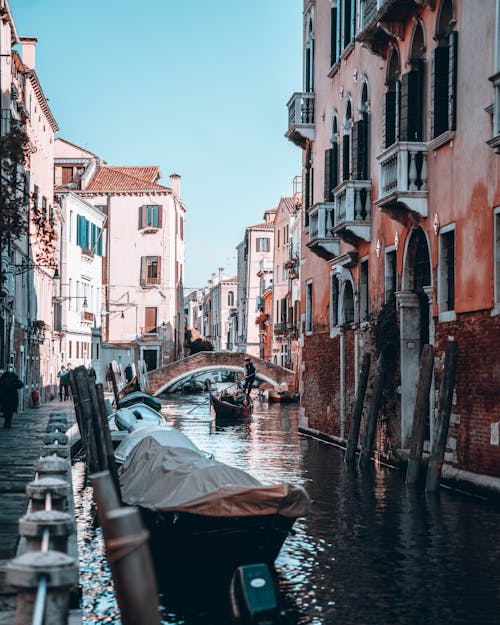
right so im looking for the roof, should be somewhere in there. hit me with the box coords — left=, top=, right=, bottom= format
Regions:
left=247, top=221, right=274, bottom=231
left=85, top=166, right=170, bottom=192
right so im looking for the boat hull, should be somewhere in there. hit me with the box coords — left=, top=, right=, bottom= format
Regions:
left=140, top=507, right=296, bottom=577
left=210, top=393, right=253, bottom=419
left=267, top=390, right=300, bottom=404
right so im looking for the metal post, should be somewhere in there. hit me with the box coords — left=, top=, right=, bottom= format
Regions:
left=345, top=352, right=371, bottom=465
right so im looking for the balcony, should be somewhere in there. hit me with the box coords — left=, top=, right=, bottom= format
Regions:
left=285, top=92, right=315, bottom=148
left=81, top=246, right=94, bottom=261
left=332, top=180, right=372, bottom=246
left=375, top=142, right=428, bottom=221
left=140, top=277, right=161, bottom=288
left=307, top=202, right=339, bottom=260
left=257, top=258, right=273, bottom=277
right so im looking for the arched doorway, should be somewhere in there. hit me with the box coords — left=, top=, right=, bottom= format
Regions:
left=397, top=226, right=432, bottom=446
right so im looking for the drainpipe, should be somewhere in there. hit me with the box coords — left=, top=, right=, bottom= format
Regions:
left=340, top=326, right=346, bottom=440
left=495, top=0, right=500, bottom=137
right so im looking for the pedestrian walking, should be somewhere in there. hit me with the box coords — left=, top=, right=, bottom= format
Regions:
left=87, top=363, right=97, bottom=380
left=57, top=365, right=67, bottom=401
left=63, top=363, right=72, bottom=400
left=0, top=365, right=24, bottom=428
left=105, top=367, right=114, bottom=392
left=124, top=363, right=133, bottom=384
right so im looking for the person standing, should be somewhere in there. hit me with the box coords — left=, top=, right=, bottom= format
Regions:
left=87, top=363, right=97, bottom=380
left=243, top=357, right=256, bottom=396
left=0, top=365, right=24, bottom=428
left=57, top=365, right=67, bottom=401
left=63, top=363, right=72, bottom=400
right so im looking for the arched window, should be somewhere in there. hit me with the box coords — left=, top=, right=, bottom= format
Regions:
left=324, top=112, right=339, bottom=201
left=433, top=0, right=457, bottom=138
left=401, top=22, right=426, bottom=142
left=343, top=281, right=355, bottom=324
left=352, top=81, right=370, bottom=180
left=385, top=47, right=401, bottom=148
left=342, top=100, right=353, bottom=181
left=305, top=15, right=314, bottom=93
left=227, top=291, right=234, bottom=307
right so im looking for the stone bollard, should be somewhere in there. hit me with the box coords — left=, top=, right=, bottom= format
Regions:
left=26, top=478, right=70, bottom=512
left=34, top=455, right=69, bottom=481
left=49, top=412, right=68, bottom=423
left=46, top=421, right=68, bottom=434
left=43, top=432, right=69, bottom=446
left=19, top=510, right=75, bottom=553
left=7, top=550, right=78, bottom=625
left=40, top=443, right=70, bottom=459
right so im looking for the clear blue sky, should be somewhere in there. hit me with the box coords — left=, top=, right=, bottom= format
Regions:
left=10, top=0, right=302, bottom=290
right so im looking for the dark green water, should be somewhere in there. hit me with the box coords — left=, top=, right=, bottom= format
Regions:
left=73, top=393, right=500, bottom=624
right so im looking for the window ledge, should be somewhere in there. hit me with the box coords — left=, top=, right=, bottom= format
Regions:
left=491, top=305, right=500, bottom=318
left=139, top=227, right=160, bottom=234
left=487, top=134, right=500, bottom=154
left=327, top=62, right=340, bottom=78
left=428, top=130, right=455, bottom=152
left=438, top=310, right=456, bottom=323
left=340, top=42, right=354, bottom=63
left=329, top=326, right=341, bottom=339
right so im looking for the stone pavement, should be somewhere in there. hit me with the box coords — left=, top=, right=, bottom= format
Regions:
left=0, top=398, right=80, bottom=622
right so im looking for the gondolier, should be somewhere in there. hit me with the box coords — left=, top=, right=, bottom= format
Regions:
left=243, top=357, right=256, bottom=396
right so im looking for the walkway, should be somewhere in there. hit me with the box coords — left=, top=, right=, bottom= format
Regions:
left=0, top=399, right=78, bottom=621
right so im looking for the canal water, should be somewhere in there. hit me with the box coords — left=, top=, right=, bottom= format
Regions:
left=73, top=393, right=500, bottom=625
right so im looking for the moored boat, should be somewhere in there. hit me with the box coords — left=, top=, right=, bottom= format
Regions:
left=117, top=432, right=311, bottom=575
left=267, top=389, right=300, bottom=403
left=117, top=390, right=162, bottom=412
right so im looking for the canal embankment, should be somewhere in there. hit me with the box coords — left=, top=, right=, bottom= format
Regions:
left=0, top=399, right=82, bottom=625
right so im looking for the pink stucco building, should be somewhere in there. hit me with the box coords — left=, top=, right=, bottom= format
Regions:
left=54, top=138, right=186, bottom=373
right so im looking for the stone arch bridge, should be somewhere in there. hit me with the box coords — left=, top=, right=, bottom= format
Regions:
left=148, top=351, right=297, bottom=395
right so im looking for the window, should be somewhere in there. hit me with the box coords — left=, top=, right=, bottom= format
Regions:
left=341, top=0, right=355, bottom=51
left=61, top=167, right=73, bottom=185
left=144, top=307, right=158, bottom=334
left=180, top=216, right=184, bottom=241
left=325, top=115, right=340, bottom=202
left=76, top=215, right=102, bottom=255
left=139, top=204, right=161, bottom=229
left=438, top=226, right=456, bottom=319
left=385, top=249, right=397, bottom=302
left=402, top=24, right=425, bottom=142
left=343, top=101, right=353, bottom=181
left=330, top=274, right=339, bottom=327
left=305, top=14, right=314, bottom=93
left=227, top=291, right=234, bottom=307
left=305, top=281, right=313, bottom=333
left=495, top=209, right=500, bottom=310
left=330, top=3, right=339, bottom=67
left=385, top=47, right=401, bottom=148
left=256, top=237, right=270, bottom=252
left=433, top=0, right=457, bottom=139
left=343, top=281, right=355, bottom=324
left=360, top=260, right=369, bottom=321
left=140, top=256, right=161, bottom=286
left=352, top=84, right=369, bottom=180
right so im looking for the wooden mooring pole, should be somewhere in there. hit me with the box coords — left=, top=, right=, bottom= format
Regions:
left=109, top=363, right=120, bottom=407
left=95, top=383, right=122, bottom=502
left=359, top=354, right=385, bottom=470
left=68, top=367, right=99, bottom=473
left=426, top=339, right=458, bottom=492
left=406, top=344, right=435, bottom=486
left=345, top=352, right=371, bottom=466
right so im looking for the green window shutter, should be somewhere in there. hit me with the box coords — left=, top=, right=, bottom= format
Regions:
left=448, top=31, right=458, bottom=131
left=324, top=148, right=333, bottom=201
left=342, top=134, right=350, bottom=181
left=408, top=61, right=424, bottom=141
left=432, top=46, right=449, bottom=138
left=331, top=142, right=339, bottom=189
left=77, top=215, right=84, bottom=247
left=385, top=90, right=397, bottom=148
left=138, top=205, right=143, bottom=229
left=351, top=122, right=359, bottom=179
left=400, top=72, right=410, bottom=141
left=330, top=7, right=338, bottom=66
left=352, top=119, right=368, bottom=180
left=97, top=228, right=102, bottom=256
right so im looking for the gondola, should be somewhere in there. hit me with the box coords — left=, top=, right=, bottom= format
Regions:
left=209, top=390, right=253, bottom=419
left=181, top=378, right=205, bottom=394
left=267, top=389, right=300, bottom=403
left=116, top=390, right=162, bottom=412
left=116, top=430, right=311, bottom=577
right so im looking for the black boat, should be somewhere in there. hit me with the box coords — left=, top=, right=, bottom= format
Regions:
left=210, top=390, right=253, bottom=419
left=117, top=432, right=311, bottom=575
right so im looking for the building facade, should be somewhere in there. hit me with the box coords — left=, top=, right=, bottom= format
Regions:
left=1, top=6, right=60, bottom=405
left=54, top=138, right=186, bottom=373
left=236, top=215, right=275, bottom=356
left=288, top=0, right=500, bottom=479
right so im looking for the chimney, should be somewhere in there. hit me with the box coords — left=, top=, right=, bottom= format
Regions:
left=170, top=173, right=181, bottom=198
left=218, top=267, right=224, bottom=280
left=20, top=37, right=37, bottom=70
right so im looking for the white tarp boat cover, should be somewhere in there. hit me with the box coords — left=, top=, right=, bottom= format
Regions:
left=114, top=425, right=206, bottom=465
left=119, top=436, right=311, bottom=518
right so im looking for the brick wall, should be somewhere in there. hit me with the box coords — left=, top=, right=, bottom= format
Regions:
left=434, top=310, right=500, bottom=478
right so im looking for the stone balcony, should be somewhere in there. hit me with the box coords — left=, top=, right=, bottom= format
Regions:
left=285, top=92, right=315, bottom=148
left=306, top=202, right=339, bottom=261
left=375, top=141, right=428, bottom=221
left=332, top=180, right=372, bottom=246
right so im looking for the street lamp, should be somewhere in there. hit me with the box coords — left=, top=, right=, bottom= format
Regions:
left=14, top=261, right=60, bottom=280
left=52, top=295, right=88, bottom=309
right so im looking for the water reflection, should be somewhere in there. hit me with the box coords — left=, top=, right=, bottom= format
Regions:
left=73, top=392, right=500, bottom=624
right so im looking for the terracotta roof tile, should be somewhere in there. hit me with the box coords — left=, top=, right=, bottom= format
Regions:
left=86, top=166, right=169, bottom=192
left=247, top=221, right=274, bottom=231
